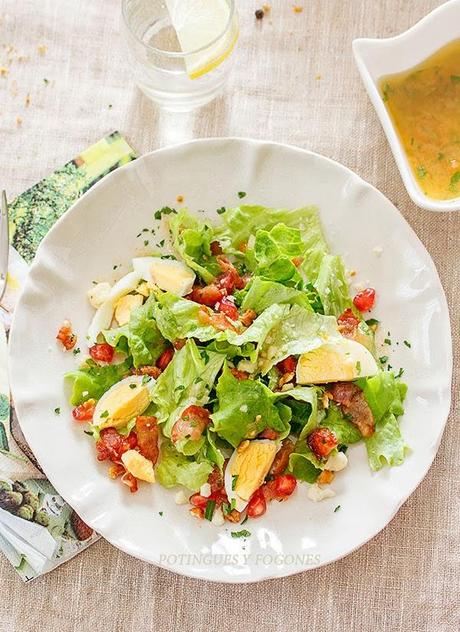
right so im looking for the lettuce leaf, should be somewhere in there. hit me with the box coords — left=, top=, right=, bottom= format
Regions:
left=357, top=372, right=408, bottom=470
left=155, top=441, right=213, bottom=491
left=65, top=360, right=131, bottom=406
left=258, top=305, right=341, bottom=373
left=311, top=254, right=352, bottom=317
left=250, top=224, right=305, bottom=286
left=103, top=295, right=167, bottom=368
left=151, top=340, right=224, bottom=455
left=153, top=291, right=220, bottom=343
left=170, top=209, right=220, bottom=283
left=240, top=277, right=311, bottom=313
left=211, top=364, right=290, bottom=447
left=320, top=402, right=362, bottom=444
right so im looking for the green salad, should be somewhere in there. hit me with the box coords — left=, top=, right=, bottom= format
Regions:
left=59, top=204, right=408, bottom=526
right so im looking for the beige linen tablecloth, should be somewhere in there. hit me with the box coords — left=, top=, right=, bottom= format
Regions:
left=0, top=1, right=458, bottom=630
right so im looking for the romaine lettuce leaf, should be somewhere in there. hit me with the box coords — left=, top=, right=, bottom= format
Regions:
left=320, top=402, right=362, bottom=444
left=250, top=224, right=305, bottom=286
left=65, top=360, right=131, bottom=406
left=103, top=295, right=167, bottom=368
left=258, top=305, right=341, bottom=373
left=357, top=372, right=408, bottom=470
left=151, top=340, right=224, bottom=455
left=153, top=291, right=220, bottom=343
left=312, top=254, right=352, bottom=317
left=240, top=277, right=311, bottom=313
left=155, top=441, right=213, bottom=491
left=211, top=364, right=290, bottom=447
left=170, top=209, right=220, bottom=283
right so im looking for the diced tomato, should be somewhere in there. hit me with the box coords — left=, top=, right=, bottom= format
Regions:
left=89, top=343, right=114, bottom=363
left=272, top=474, right=297, bottom=498
left=72, top=399, right=96, bottom=422
left=268, top=439, right=294, bottom=477
left=121, top=471, right=138, bottom=493
left=353, top=288, right=376, bottom=312
left=95, top=428, right=137, bottom=462
left=230, top=367, right=249, bottom=380
left=56, top=320, right=77, bottom=350
left=187, top=284, right=224, bottom=307
left=216, top=296, right=239, bottom=321
left=135, top=416, right=159, bottom=464
left=210, top=240, right=223, bottom=256
left=307, top=427, right=338, bottom=460
left=131, top=365, right=162, bottom=379
left=156, top=347, right=174, bottom=371
left=240, top=309, right=257, bottom=327
left=246, top=488, right=267, bottom=518
left=171, top=405, right=210, bottom=444
left=189, top=493, right=209, bottom=509
left=337, top=308, right=360, bottom=327
left=258, top=428, right=279, bottom=440
left=276, top=356, right=298, bottom=374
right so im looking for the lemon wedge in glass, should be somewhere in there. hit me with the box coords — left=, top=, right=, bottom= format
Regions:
left=165, top=0, right=239, bottom=79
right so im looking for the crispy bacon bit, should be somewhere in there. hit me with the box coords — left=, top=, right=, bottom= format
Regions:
left=276, top=356, right=298, bottom=374
left=95, top=428, right=137, bottom=462
left=89, top=343, right=114, bottom=363
left=156, top=347, right=174, bottom=371
left=188, top=284, right=224, bottom=307
left=217, top=296, right=239, bottom=321
left=108, top=463, right=125, bottom=479
left=121, top=471, right=138, bottom=493
left=230, top=367, right=249, bottom=380
left=317, top=469, right=335, bottom=485
left=329, top=382, right=375, bottom=437
left=353, top=288, right=376, bottom=312
left=198, top=306, right=239, bottom=332
left=173, top=338, right=186, bottom=350
left=224, top=509, right=242, bottom=523
left=210, top=240, right=223, bottom=256
left=268, top=439, right=295, bottom=478
left=278, top=371, right=295, bottom=388
left=337, top=308, right=360, bottom=338
left=56, top=320, right=77, bottom=350
left=307, top=427, right=338, bottom=460
left=240, top=309, right=257, bottom=327
left=72, top=399, right=96, bottom=422
left=131, top=365, right=162, bottom=379
left=135, top=416, right=159, bottom=464
left=238, top=241, right=248, bottom=253
left=208, top=466, right=224, bottom=494
left=171, top=405, right=210, bottom=444
left=291, top=256, right=304, bottom=267
left=216, top=255, right=246, bottom=292
left=190, top=507, right=204, bottom=519
left=190, top=493, right=209, bottom=509
left=258, top=428, right=279, bottom=440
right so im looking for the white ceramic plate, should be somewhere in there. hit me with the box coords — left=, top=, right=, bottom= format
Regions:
left=9, top=138, right=452, bottom=583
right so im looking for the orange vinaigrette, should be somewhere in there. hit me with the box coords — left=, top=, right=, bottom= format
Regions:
left=379, top=39, right=460, bottom=200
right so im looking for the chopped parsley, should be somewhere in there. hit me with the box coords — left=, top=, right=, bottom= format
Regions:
left=379, top=355, right=389, bottom=365
left=448, top=171, right=460, bottom=193
left=230, top=497, right=236, bottom=511
left=450, top=74, right=460, bottom=83
left=403, top=340, right=411, bottom=348
left=231, top=475, right=238, bottom=490
left=334, top=505, right=341, bottom=513
left=144, top=240, right=149, bottom=247
left=154, top=206, right=176, bottom=221
left=382, top=82, right=392, bottom=102
left=158, top=239, right=165, bottom=247
left=100, top=410, right=109, bottom=418
left=395, top=367, right=404, bottom=379
left=73, top=347, right=81, bottom=355
left=159, top=511, right=163, bottom=516
left=129, top=383, right=137, bottom=389
left=54, top=407, right=61, bottom=415
left=355, top=360, right=361, bottom=375
left=338, top=445, right=348, bottom=453
left=142, top=375, right=152, bottom=384
left=241, top=514, right=248, bottom=525
left=43, top=78, right=49, bottom=85
left=231, top=529, right=251, bottom=539
left=204, top=500, right=216, bottom=521
left=237, top=191, right=247, bottom=199
left=384, top=338, right=392, bottom=345
left=365, top=318, right=379, bottom=328
left=216, top=206, right=226, bottom=215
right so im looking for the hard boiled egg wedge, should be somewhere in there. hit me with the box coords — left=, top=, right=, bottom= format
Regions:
left=296, top=337, right=378, bottom=385
left=87, top=271, right=141, bottom=343
left=224, top=440, right=278, bottom=511
left=132, top=257, right=195, bottom=297
left=121, top=450, right=155, bottom=483
left=93, top=375, right=154, bottom=430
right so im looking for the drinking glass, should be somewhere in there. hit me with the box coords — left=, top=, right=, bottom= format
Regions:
left=121, top=0, right=238, bottom=112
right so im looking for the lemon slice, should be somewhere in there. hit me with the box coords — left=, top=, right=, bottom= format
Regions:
left=165, top=0, right=239, bottom=79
